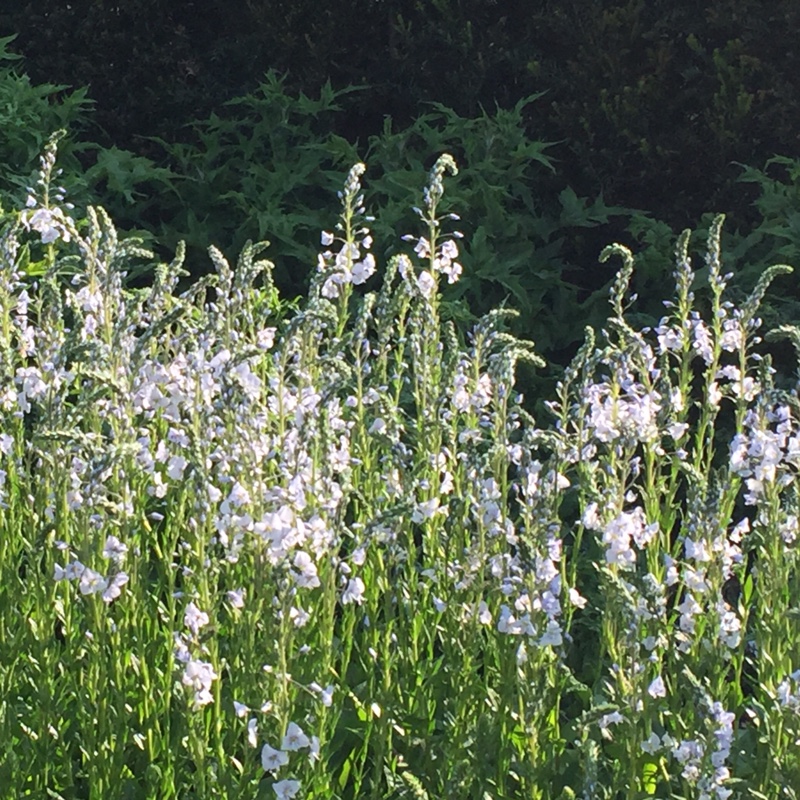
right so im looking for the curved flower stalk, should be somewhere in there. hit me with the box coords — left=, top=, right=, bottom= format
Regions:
left=552, top=215, right=797, bottom=797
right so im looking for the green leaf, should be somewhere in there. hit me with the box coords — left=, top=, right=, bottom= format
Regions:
left=641, top=759, right=658, bottom=794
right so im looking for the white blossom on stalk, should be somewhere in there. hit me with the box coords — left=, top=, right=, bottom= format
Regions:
left=341, top=577, right=365, bottom=605
left=598, top=711, right=625, bottom=740
left=21, top=205, right=73, bottom=244
left=538, top=620, right=563, bottom=647
left=101, top=572, right=128, bottom=603
left=184, top=602, right=209, bottom=636
left=167, top=454, right=188, bottom=480
left=412, top=497, right=443, bottom=523
left=655, top=319, right=684, bottom=353
left=776, top=670, right=800, bottom=712
left=351, top=253, right=376, bottom=284
left=181, top=659, right=217, bottom=710
left=641, top=732, right=662, bottom=754
left=292, top=551, right=320, bottom=588
left=568, top=588, right=588, bottom=609
left=719, top=318, right=744, bottom=352
left=261, top=743, right=288, bottom=771
left=102, top=535, right=128, bottom=563
left=272, top=779, right=301, bottom=800
left=690, top=316, right=714, bottom=364
left=226, top=588, right=246, bottom=609
left=416, top=270, right=435, bottom=298
left=78, top=567, right=107, bottom=596
left=220, top=481, right=251, bottom=514
left=308, top=735, right=320, bottom=763
left=247, top=718, right=258, bottom=748
left=281, top=722, right=310, bottom=751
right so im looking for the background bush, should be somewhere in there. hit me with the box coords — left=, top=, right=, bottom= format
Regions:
left=5, top=0, right=800, bottom=230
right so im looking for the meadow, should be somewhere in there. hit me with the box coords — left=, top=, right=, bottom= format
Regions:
left=1, top=135, right=799, bottom=799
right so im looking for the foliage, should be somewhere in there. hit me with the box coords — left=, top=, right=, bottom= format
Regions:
left=2, top=139, right=800, bottom=799
left=126, top=76, right=631, bottom=357
left=0, top=34, right=93, bottom=205
left=7, top=0, right=800, bottom=240
left=538, top=0, right=800, bottom=229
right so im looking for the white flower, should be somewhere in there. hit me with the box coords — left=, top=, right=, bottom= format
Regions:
left=568, top=588, right=588, bottom=609
left=691, top=318, right=714, bottom=364
left=351, top=253, right=376, bottom=284
left=667, top=422, right=689, bottom=440
left=289, top=606, right=310, bottom=627
left=102, top=535, right=128, bottom=563
left=182, top=659, right=216, bottom=689
left=341, top=577, right=365, bottom=605
left=319, top=684, right=335, bottom=707
left=166, top=455, right=188, bottom=480
left=233, top=700, right=249, bottom=718
left=282, top=722, right=310, bottom=751
left=181, top=659, right=217, bottom=708
left=720, top=319, right=743, bottom=352
left=684, top=537, right=711, bottom=562
left=538, top=620, right=563, bottom=647
left=412, top=497, right=442, bottom=523
left=677, top=594, right=702, bottom=633
left=22, top=207, right=72, bottom=244
left=440, top=239, right=458, bottom=261
left=261, top=743, right=289, bottom=772
left=308, top=735, right=320, bottom=763
left=641, top=732, right=662, bottom=754
left=368, top=418, right=387, bottom=435
left=79, top=567, right=107, bottom=596
left=220, top=481, right=251, bottom=514
left=292, top=552, right=320, bottom=589
left=257, top=327, right=277, bottom=350
left=416, top=270, right=435, bottom=298
left=655, top=321, right=684, bottom=353
left=602, top=515, right=636, bottom=568
left=647, top=676, right=667, bottom=698
left=184, top=602, right=209, bottom=636
left=247, top=718, right=258, bottom=748
left=598, top=711, right=625, bottom=740
left=414, top=237, right=430, bottom=258
left=101, top=572, right=128, bottom=603
left=321, top=231, right=334, bottom=245
left=273, top=779, right=301, bottom=800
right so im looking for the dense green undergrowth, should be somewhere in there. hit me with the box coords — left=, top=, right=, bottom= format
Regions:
left=1, top=137, right=800, bottom=798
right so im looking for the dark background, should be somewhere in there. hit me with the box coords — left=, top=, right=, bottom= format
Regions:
left=4, top=0, right=799, bottom=230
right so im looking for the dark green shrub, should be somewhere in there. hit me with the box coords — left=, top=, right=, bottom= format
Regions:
left=537, top=0, right=800, bottom=230
left=102, top=75, right=635, bottom=361
left=0, top=35, right=93, bottom=207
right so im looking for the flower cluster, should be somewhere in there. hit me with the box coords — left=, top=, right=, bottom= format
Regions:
left=729, top=403, right=800, bottom=505
left=259, top=721, right=319, bottom=798
left=53, top=535, right=130, bottom=604
left=670, top=700, right=735, bottom=800
left=317, top=163, right=376, bottom=299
